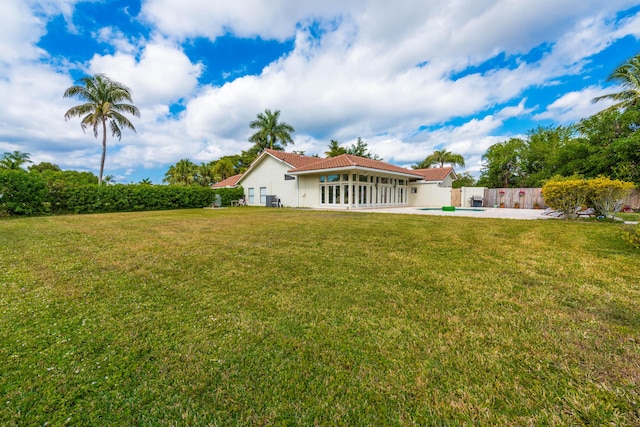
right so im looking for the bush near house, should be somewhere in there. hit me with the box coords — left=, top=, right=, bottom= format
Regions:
left=542, top=176, right=634, bottom=218
left=0, top=170, right=245, bottom=217
left=0, top=169, right=49, bottom=216
left=586, top=176, right=635, bottom=218
left=541, top=176, right=589, bottom=219
left=49, top=185, right=244, bottom=214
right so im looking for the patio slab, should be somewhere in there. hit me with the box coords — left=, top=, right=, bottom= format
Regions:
left=348, top=206, right=551, bottom=220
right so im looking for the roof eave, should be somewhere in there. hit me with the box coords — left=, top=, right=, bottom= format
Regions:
left=288, top=165, right=423, bottom=179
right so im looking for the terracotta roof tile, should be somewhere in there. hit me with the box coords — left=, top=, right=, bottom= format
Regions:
left=264, top=149, right=323, bottom=168
left=288, top=154, right=424, bottom=177
left=412, top=167, right=455, bottom=181
left=211, top=173, right=242, bottom=188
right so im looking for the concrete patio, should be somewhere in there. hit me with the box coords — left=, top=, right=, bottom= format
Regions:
left=348, top=206, right=550, bottom=220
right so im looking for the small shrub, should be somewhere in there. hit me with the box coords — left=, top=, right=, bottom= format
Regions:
left=541, top=176, right=588, bottom=219
left=586, top=176, right=634, bottom=218
left=621, top=224, right=640, bottom=249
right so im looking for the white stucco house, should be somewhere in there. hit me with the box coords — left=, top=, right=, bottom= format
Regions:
left=213, top=149, right=457, bottom=208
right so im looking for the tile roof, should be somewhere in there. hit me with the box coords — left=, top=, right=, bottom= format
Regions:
left=411, top=167, right=455, bottom=181
left=264, top=149, right=323, bottom=168
left=211, top=173, right=242, bottom=188
left=288, top=153, right=424, bottom=177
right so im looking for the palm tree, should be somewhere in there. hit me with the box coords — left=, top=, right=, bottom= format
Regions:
left=593, top=53, right=640, bottom=111
left=138, top=178, right=153, bottom=185
left=103, top=174, right=115, bottom=185
left=325, top=139, right=347, bottom=157
left=163, top=159, right=197, bottom=185
left=213, top=158, right=235, bottom=182
left=0, top=151, right=31, bottom=170
left=197, top=162, right=217, bottom=187
left=63, top=74, right=140, bottom=185
left=413, top=149, right=465, bottom=169
left=249, top=109, right=295, bottom=151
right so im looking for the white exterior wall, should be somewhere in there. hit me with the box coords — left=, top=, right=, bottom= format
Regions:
left=241, top=156, right=299, bottom=207
left=409, top=183, right=452, bottom=207
left=441, top=174, right=454, bottom=187
left=461, top=187, right=487, bottom=207
left=297, top=175, right=321, bottom=208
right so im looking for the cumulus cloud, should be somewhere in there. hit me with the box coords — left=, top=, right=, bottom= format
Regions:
left=1, top=0, right=640, bottom=181
left=88, top=39, right=203, bottom=106
left=534, top=87, right=615, bottom=123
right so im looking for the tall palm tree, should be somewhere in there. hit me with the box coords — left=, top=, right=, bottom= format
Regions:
left=0, top=151, right=31, bottom=170
left=413, top=149, right=465, bottom=169
left=63, top=74, right=140, bottom=185
left=249, top=109, right=295, bottom=151
left=593, top=53, right=640, bottom=111
left=325, top=139, right=347, bottom=157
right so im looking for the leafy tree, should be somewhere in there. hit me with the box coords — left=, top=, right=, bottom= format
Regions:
left=520, top=125, right=576, bottom=187
left=29, top=162, right=61, bottom=173
left=163, top=159, right=198, bottom=185
left=325, top=139, right=347, bottom=157
left=477, top=138, right=526, bottom=188
left=0, top=151, right=32, bottom=170
left=593, top=53, right=640, bottom=111
left=346, top=137, right=382, bottom=160
left=452, top=172, right=476, bottom=188
left=413, top=149, right=464, bottom=169
left=576, top=107, right=640, bottom=184
left=63, top=74, right=140, bottom=185
left=44, top=170, right=99, bottom=186
left=249, top=109, right=295, bottom=151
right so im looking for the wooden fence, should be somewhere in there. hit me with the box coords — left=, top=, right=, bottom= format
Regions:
left=480, top=188, right=639, bottom=210
left=625, top=189, right=640, bottom=210
left=451, top=189, right=462, bottom=207
left=483, top=188, right=546, bottom=209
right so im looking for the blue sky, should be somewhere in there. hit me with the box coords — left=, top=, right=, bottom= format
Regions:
left=1, top=0, right=640, bottom=183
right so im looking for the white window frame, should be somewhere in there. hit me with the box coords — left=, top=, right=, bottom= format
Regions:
left=260, top=187, right=267, bottom=205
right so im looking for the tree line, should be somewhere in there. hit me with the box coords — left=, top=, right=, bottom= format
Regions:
left=479, top=53, right=640, bottom=188
left=25, top=52, right=640, bottom=190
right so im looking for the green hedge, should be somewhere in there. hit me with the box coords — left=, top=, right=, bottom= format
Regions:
left=0, top=169, right=244, bottom=217
left=0, top=170, right=50, bottom=216
left=50, top=185, right=244, bottom=214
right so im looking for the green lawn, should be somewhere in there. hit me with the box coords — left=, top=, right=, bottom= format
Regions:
left=618, top=211, right=640, bottom=222
left=1, top=208, right=639, bottom=425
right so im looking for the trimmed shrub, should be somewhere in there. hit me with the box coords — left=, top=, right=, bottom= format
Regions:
left=541, top=177, right=588, bottom=219
left=0, top=170, right=49, bottom=216
left=586, top=176, right=634, bottom=218
left=47, top=184, right=244, bottom=215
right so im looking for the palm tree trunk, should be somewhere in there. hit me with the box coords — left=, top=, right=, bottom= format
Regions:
left=100, top=118, right=107, bottom=185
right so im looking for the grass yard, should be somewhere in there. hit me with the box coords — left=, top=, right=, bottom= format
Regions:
left=1, top=208, right=639, bottom=425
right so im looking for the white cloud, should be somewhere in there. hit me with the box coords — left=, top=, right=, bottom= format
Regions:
left=88, top=39, right=203, bottom=106
left=0, top=0, right=45, bottom=64
left=1, top=0, right=640, bottom=180
left=534, top=87, right=615, bottom=123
